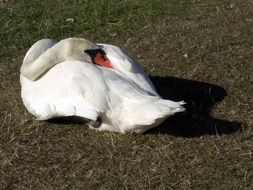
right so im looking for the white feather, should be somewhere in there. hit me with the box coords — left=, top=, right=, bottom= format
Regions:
left=20, top=38, right=185, bottom=133
left=98, top=43, right=158, bottom=96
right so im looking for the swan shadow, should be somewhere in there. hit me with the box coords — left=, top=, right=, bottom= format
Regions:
left=48, top=116, right=90, bottom=125
left=48, top=76, right=242, bottom=137
left=146, top=76, right=242, bottom=137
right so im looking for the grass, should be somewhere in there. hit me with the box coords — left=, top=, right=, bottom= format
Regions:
left=0, top=0, right=252, bottom=189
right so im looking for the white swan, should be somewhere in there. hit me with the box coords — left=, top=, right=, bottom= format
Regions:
left=20, top=38, right=185, bottom=133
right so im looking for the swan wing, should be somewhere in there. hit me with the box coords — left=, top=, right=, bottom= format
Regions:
left=21, top=61, right=109, bottom=121
left=98, top=43, right=158, bottom=96
left=97, top=67, right=185, bottom=133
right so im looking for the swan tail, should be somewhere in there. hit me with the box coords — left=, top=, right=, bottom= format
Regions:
left=126, top=99, right=185, bottom=133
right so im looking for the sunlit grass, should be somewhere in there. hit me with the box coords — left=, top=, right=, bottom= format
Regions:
left=0, top=0, right=252, bottom=189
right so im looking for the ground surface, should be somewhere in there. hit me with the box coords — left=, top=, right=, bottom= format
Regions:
left=0, top=0, right=252, bottom=189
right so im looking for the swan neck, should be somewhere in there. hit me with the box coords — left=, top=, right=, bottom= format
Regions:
left=21, top=38, right=97, bottom=81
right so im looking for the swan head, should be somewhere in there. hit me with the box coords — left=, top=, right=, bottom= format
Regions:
left=62, top=38, right=113, bottom=68
left=85, top=49, right=113, bottom=69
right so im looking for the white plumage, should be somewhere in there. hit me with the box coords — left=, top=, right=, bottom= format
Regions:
left=20, top=38, right=185, bottom=133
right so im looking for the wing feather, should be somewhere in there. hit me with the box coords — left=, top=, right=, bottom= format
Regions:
left=21, top=61, right=108, bottom=121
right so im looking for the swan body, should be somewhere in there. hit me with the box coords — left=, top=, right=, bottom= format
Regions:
left=20, top=38, right=185, bottom=133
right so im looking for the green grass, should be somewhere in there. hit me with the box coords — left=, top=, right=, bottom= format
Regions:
left=0, top=0, right=252, bottom=189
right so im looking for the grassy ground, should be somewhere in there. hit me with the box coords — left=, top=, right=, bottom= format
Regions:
left=0, top=0, right=252, bottom=189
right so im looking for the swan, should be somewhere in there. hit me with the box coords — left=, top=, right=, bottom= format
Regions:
left=20, top=38, right=185, bottom=133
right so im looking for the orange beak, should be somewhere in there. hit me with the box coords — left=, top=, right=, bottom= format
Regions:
left=94, top=52, right=113, bottom=68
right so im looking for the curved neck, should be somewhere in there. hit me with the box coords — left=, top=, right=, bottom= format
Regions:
left=21, top=38, right=98, bottom=81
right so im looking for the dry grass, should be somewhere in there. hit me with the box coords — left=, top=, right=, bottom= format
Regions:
left=0, top=0, right=252, bottom=189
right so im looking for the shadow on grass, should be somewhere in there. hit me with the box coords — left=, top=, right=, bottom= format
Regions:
left=48, top=116, right=90, bottom=125
left=48, top=76, right=242, bottom=137
left=147, top=76, right=242, bottom=137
